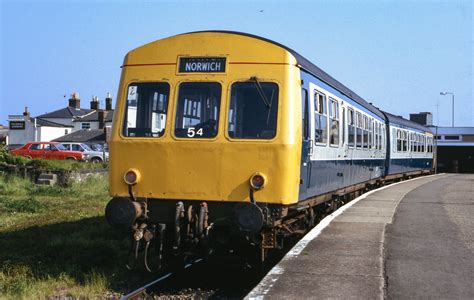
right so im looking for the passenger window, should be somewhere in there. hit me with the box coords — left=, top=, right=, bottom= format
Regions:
left=368, top=119, right=373, bottom=149
left=378, top=123, right=382, bottom=150
left=329, top=98, right=339, bottom=146
left=363, top=116, right=369, bottom=149
left=348, top=109, right=355, bottom=148
left=342, top=107, right=346, bottom=145
left=403, top=131, right=408, bottom=152
left=396, top=129, right=401, bottom=152
left=175, top=82, right=221, bottom=138
left=375, top=123, right=379, bottom=150
left=314, top=92, right=328, bottom=144
left=228, top=82, right=278, bottom=139
left=123, top=82, right=170, bottom=138
left=356, top=112, right=363, bottom=149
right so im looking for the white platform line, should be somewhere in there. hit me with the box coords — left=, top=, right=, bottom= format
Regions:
left=246, top=173, right=443, bottom=299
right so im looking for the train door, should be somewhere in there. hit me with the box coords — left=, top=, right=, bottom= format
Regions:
left=299, top=87, right=312, bottom=199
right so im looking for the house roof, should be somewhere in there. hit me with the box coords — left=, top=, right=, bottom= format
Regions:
left=37, top=106, right=94, bottom=119
left=35, top=118, right=73, bottom=128
left=74, top=110, right=114, bottom=122
left=53, top=129, right=105, bottom=142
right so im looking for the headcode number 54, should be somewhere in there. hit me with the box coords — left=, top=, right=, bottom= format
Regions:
left=187, top=127, right=203, bottom=137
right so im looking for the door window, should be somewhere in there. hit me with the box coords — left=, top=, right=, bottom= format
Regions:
left=314, top=92, right=328, bottom=144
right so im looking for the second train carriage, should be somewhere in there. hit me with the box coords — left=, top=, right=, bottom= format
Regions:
left=105, top=31, right=434, bottom=270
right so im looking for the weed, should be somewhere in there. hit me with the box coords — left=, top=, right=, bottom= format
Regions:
left=0, top=173, right=135, bottom=299
left=0, top=196, right=46, bottom=213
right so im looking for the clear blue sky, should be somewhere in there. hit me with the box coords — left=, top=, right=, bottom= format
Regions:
left=1, top=0, right=472, bottom=126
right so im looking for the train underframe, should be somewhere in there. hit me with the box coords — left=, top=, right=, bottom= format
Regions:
left=105, top=169, right=432, bottom=272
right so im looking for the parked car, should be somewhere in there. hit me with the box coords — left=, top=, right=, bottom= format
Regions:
left=86, top=143, right=104, bottom=152
left=10, top=142, right=85, bottom=161
left=61, top=142, right=109, bottom=163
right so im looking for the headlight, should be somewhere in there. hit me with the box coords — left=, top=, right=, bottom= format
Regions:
left=250, top=173, right=266, bottom=190
left=124, top=169, right=140, bottom=185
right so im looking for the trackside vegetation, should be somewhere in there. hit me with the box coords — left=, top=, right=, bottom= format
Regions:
left=0, top=144, right=107, bottom=171
left=0, top=172, right=144, bottom=299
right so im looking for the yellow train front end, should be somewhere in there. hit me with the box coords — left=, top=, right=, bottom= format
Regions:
left=105, top=32, right=302, bottom=269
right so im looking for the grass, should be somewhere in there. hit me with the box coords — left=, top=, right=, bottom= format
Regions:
left=0, top=172, right=139, bottom=299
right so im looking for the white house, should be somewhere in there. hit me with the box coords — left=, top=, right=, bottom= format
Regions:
left=7, top=112, right=73, bottom=148
left=7, top=93, right=115, bottom=147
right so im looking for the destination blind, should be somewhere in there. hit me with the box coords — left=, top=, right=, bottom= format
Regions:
left=179, top=57, right=226, bottom=73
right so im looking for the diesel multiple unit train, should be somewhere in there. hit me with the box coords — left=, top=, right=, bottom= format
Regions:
left=105, top=31, right=434, bottom=271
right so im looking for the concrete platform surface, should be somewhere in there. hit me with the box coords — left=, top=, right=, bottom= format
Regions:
left=247, top=174, right=474, bottom=299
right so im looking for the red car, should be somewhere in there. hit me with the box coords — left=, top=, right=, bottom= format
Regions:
left=10, top=142, right=85, bottom=161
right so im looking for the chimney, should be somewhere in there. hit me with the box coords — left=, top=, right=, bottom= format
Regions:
left=68, top=92, right=81, bottom=109
left=98, top=110, right=108, bottom=129
left=105, top=92, right=113, bottom=111
left=90, top=96, right=99, bottom=110
left=23, top=106, right=30, bottom=119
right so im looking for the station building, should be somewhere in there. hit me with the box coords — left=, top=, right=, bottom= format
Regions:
left=433, top=127, right=474, bottom=173
left=7, top=93, right=114, bottom=149
left=410, top=112, right=474, bottom=173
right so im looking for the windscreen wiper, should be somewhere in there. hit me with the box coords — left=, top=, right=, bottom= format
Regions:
left=250, top=76, right=271, bottom=109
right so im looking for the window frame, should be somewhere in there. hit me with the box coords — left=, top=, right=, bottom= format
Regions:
left=314, top=90, right=329, bottom=146
left=226, top=80, right=280, bottom=141
left=328, top=97, right=339, bottom=147
left=173, top=81, right=222, bottom=140
left=121, top=81, right=171, bottom=139
left=348, top=108, right=355, bottom=148
left=356, top=112, right=363, bottom=149
left=363, top=115, right=369, bottom=150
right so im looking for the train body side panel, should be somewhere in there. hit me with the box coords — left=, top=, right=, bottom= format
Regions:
left=386, top=122, right=434, bottom=175
left=298, top=71, right=386, bottom=201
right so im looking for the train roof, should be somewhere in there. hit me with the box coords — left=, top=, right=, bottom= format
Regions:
left=187, top=30, right=385, bottom=118
left=383, top=111, right=432, bottom=133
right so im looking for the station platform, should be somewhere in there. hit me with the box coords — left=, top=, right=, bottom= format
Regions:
left=247, top=174, right=474, bottom=299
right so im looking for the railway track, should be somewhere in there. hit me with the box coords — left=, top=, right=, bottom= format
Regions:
left=120, top=258, right=205, bottom=300
left=118, top=181, right=397, bottom=299
left=118, top=215, right=330, bottom=299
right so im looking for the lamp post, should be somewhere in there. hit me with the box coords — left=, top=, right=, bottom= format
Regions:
left=440, top=91, right=454, bottom=127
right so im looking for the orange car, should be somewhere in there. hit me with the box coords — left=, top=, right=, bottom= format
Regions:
left=10, top=142, right=85, bottom=161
